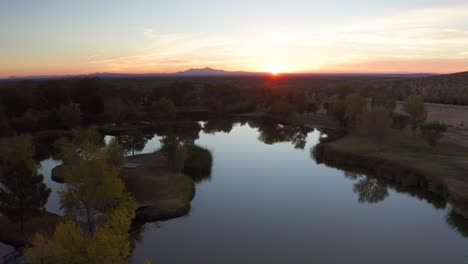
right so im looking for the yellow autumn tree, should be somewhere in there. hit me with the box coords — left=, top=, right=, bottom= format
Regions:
left=25, top=128, right=139, bottom=263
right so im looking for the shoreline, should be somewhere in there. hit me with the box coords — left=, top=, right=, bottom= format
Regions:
left=313, top=133, right=468, bottom=216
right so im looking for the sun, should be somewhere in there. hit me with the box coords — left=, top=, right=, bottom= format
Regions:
left=267, top=64, right=283, bottom=75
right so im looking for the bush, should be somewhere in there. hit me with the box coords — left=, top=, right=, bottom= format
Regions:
left=182, top=144, right=213, bottom=183
left=391, top=113, right=411, bottom=130
left=419, top=121, right=447, bottom=147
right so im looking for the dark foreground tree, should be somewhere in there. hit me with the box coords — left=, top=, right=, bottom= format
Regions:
left=0, top=135, right=50, bottom=232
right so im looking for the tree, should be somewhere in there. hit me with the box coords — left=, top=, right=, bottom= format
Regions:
left=12, top=108, right=44, bottom=131
left=404, top=95, right=427, bottom=129
left=104, top=99, right=129, bottom=124
left=118, top=130, right=150, bottom=156
left=353, top=176, right=389, bottom=204
left=59, top=153, right=129, bottom=233
left=105, top=138, right=125, bottom=167
left=268, top=100, right=296, bottom=119
left=25, top=198, right=136, bottom=264
left=0, top=105, right=9, bottom=136
left=151, top=98, right=176, bottom=119
left=344, top=92, right=366, bottom=128
left=419, top=121, right=448, bottom=147
left=0, top=135, right=50, bottom=232
left=359, top=106, right=392, bottom=141
left=57, top=103, right=81, bottom=129
left=326, top=99, right=346, bottom=126
left=71, top=77, right=104, bottom=121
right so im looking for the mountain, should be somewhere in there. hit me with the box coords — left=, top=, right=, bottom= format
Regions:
left=176, top=67, right=255, bottom=76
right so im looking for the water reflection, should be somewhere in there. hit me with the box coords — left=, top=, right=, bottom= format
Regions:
left=4, top=119, right=467, bottom=263
left=312, top=133, right=468, bottom=238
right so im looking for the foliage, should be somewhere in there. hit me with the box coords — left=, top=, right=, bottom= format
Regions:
left=344, top=92, right=366, bottom=128
left=419, top=121, right=448, bottom=147
left=182, top=144, right=213, bottom=182
left=57, top=103, right=81, bottom=129
left=359, top=106, right=392, bottom=141
left=391, top=112, right=411, bottom=130
left=404, top=95, right=427, bottom=128
left=105, top=138, right=126, bottom=167
left=104, top=98, right=129, bottom=124
left=118, top=130, right=151, bottom=156
left=12, top=108, right=45, bottom=131
left=151, top=98, right=177, bottom=118
left=268, top=100, right=296, bottom=119
left=53, top=127, right=103, bottom=164
left=325, top=99, right=346, bottom=126
left=0, top=135, right=50, bottom=231
left=25, top=199, right=136, bottom=264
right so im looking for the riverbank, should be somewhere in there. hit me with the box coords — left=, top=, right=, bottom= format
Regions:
left=0, top=211, right=61, bottom=248
left=122, top=152, right=196, bottom=221
left=51, top=151, right=197, bottom=222
left=314, top=131, right=468, bottom=215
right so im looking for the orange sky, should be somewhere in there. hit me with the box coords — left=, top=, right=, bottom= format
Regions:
left=1, top=1, right=468, bottom=77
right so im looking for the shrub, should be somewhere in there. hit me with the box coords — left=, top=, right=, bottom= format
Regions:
left=419, top=121, right=447, bottom=147
left=182, top=144, right=213, bottom=183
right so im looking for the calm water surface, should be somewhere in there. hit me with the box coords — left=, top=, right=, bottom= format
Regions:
left=38, top=122, right=468, bottom=264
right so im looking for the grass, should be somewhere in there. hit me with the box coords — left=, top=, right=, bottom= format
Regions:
left=320, top=129, right=468, bottom=212
left=122, top=152, right=195, bottom=221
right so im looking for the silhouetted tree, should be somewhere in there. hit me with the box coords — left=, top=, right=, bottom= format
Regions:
left=57, top=103, right=81, bottom=129
left=0, top=135, right=51, bottom=232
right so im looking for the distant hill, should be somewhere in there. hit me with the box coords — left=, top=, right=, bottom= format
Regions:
left=403, top=71, right=468, bottom=104
left=0, top=68, right=260, bottom=81
left=176, top=67, right=255, bottom=76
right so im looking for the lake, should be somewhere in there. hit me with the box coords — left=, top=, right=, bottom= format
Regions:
left=38, top=120, right=468, bottom=264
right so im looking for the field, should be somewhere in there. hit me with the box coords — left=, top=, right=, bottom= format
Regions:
left=396, top=102, right=468, bottom=147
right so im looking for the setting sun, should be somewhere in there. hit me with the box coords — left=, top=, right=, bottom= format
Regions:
left=267, top=64, right=283, bottom=75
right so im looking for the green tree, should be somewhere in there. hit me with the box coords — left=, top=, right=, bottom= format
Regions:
left=404, top=95, right=427, bottom=129
left=58, top=103, right=81, bottom=129
left=104, top=99, right=129, bottom=124
left=59, top=153, right=129, bottom=233
left=359, top=106, right=392, bottom=142
left=344, top=92, right=366, bottom=128
left=326, top=99, right=346, bottom=126
left=419, top=121, right=448, bottom=147
left=118, top=130, right=150, bottom=156
left=151, top=98, right=177, bottom=119
left=0, top=135, right=51, bottom=232
left=12, top=108, right=44, bottom=131
left=105, top=138, right=125, bottom=167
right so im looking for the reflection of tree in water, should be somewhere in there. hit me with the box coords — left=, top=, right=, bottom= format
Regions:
left=157, top=122, right=213, bottom=183
left=312, top=137, right=468, bottom=238
left=446, top=210, right=468, bottom=237
left=352, top=176, right=389, bottom=204
left=117, top=129, right=153, bottom=156
left=248, top=120, right=313, bottom=149
left=203, top=119, right=235, bottom=134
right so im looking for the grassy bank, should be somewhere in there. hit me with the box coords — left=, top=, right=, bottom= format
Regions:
left=314, top=131, right=468, bottom=214
left=122, top=152, right=196, bottom=221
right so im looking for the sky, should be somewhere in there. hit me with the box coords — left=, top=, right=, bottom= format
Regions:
left=1, top=0, right=468, bottom=77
